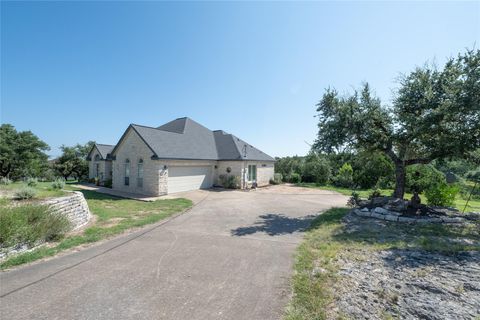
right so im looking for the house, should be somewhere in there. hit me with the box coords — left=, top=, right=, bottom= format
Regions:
left=86, top=143, right=114, bottom=183
left=87, top=117, right=275, bottom=195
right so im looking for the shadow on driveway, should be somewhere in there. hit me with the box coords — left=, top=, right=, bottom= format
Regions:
left=231, top=213, right=317, bottom=236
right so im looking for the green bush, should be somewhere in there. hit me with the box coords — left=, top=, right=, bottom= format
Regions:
left=425, top=183, right=459, bottom=207
left=26, top=177, right=38, bottom=187
left=368, top=188, right=382, bottom=200
left=333, top=163, right=354, bottom=188
left=287, top=173, right=301, bottom=183
left=103, top=179, right=112, bottom=188
left=352, top=151, right=395, bottom=189
left=274, top=156, right=303, bottom=182
left=406, top=164, right=445, bottom=193
left=218, top=174, right=240, bottom=189
left=270, top=173, right=283, bottom=185
left=347, top=191, right=361, bottom=207
left=51, top=177, right=65, bottom=190
left=301, top=157, right=331, bottom=184
left=0, top=177, right=12, bottom=185
left=0, top=204, right=70, bottom=248
left=14, top=186, right=37, bottom=200
left=274, top=173, right=283, bottom=183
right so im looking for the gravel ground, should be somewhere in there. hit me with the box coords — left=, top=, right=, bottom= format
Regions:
left=331, top=214, right=480, bottom=320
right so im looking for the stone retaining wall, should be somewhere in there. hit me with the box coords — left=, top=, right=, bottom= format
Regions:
left=43, top=191, right=91, bottom=230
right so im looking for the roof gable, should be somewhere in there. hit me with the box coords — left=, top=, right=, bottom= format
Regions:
left=87, top=143, right=114, bottom=160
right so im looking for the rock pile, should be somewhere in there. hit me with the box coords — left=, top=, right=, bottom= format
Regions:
left=353, top=197, right=475, bottom=224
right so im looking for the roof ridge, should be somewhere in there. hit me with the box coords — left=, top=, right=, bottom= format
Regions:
left=132, top=123, right=183, bottom=134
left=225, top=133, right=242, bottom=159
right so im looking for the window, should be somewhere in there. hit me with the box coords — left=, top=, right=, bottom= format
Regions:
left=124, top=159, right=130, bottom=186
left=95, top=163, right=100, bottom=178
left=94, top=154, right=100, bottom=161
left=248, top=165, right=257, bottom=181
left=137, top=159, right=144, bottom=188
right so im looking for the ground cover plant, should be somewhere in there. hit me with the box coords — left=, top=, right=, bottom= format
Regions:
left=0, top=205, right=70, bottom=248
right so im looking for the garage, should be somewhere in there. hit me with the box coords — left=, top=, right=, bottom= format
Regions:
left=167, top=166, right=213, bottom=193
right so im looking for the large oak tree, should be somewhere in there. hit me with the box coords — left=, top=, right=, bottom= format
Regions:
left=313, top=50, right=480, bottom=199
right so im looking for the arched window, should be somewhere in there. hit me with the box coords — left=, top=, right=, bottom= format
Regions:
left=137, top=159, right=144, bottom=188
left=94, top=154, right=100, bottom=161
left=124, top=159, right=130, bottom=186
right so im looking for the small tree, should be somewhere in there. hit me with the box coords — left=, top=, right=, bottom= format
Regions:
left=334, top=163, right=354, bottom=188
left=314, top=50, right=480, bottom=199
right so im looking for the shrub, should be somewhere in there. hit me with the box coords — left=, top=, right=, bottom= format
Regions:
left=425, top=183, right=459, bottom=207
left=103, top=179, right=112, bottom=188
left=0, top=204, right=70, bottom=248
left=270, top=173, right=283, bottom=185
left=368, top=188, right=382, bottom=200
left=51, top=177, right=65, bottom=190
left=274, top=173, right=283, bottom=184
left=274, top=156, right=303, bottom=182
left=333, top=163, right=354, bottom=188
left=301, top=157, right=331, bottom=184
left=0, top=177, right=12, bottom=185
left=406, top=164, right=445, bottom=193
left=347, top=191, right=361, bottom=207
left=352, top=151, right=395, bottom=189
left=14, top=186, right=37, bottom=200
left=218, top=174, right=240, bottom=189
left=288, top=173, right=301, bottom=183
left=26, top=177, right=38, bottom=187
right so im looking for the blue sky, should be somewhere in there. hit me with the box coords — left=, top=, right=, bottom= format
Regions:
left=1, top=1, right=479, bottom=158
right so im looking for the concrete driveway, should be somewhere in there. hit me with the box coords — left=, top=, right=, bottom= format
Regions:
left=0, top=185, right=347, bottom=320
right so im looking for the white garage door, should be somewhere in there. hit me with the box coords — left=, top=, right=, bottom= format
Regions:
left=168, top=166, right=213, bottom=193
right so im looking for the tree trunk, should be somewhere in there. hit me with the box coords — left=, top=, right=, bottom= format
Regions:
left=393, top=162, right=406, bottom=199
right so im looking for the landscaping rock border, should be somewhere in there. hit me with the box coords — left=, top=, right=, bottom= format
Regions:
left=353, top=207, right=471, bottom=224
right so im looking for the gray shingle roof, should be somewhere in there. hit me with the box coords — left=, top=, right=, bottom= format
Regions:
left=117, top=117, right=274, bottom=161
left=95, top=144, right=115, bottom=159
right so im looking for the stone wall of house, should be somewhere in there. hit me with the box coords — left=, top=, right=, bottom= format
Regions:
left=112, top=128, right=159, bottom=196
left=88, top=148, right=112, bottom=183
left=214, top=160, right=246, bottom=188
left=246, top=161, right=274, bottom=187
left=214, top=160, right=274, bottom=189
left=43, top=191, right=91, bottom=230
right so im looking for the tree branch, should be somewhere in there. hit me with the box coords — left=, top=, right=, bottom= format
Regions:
left=405, top=158, right=431, bottom=165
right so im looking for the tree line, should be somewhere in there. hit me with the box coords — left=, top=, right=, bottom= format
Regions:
left=275, top=151, right=479, bottom=193
left=0, top=123, right=94, bottom=181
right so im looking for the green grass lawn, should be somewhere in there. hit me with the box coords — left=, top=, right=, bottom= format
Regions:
left=0, top=187, right=192, bottom=269
left=296, top=183, right=480, bottom=212
left=0, top=181, right=67, bottom=199
left=285, top=207, right=480, bottom=320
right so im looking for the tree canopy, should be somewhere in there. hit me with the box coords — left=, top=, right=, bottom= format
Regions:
left=54, top=141, right=95, bottom=180
left=313, top=49, right=480, bottom=198
left=0, top=124, right=50, bottom=179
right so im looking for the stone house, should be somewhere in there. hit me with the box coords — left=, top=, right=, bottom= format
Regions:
left=87, top=117, right=275, bottom=195
left=86, top=144, right=114, bottom=183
